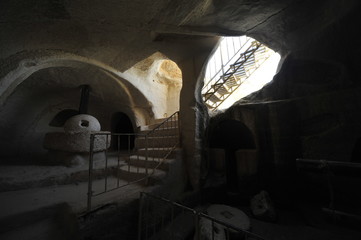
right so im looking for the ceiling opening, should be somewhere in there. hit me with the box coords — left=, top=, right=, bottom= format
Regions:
left=202, top=36, right=280, bottom=111
left=124, top=52, right=182, bottom=119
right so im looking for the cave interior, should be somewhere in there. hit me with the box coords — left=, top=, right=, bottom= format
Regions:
left=1, top=0, right=361, bottom=239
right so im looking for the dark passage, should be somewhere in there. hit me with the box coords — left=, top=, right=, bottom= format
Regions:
left=111, top=112, right=134, bottom=150
left=210, top=119, right=256, bottom=191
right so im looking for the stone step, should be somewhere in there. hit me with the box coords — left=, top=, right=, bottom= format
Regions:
left=127, top=155, right=174, bottom=171
left=203, top=92, right=221, bottom=103
left=225, top=76, right=241, bottom=88
left=135, top=148, right=176, bottom=159
left=134, top=136, right=178, bottom=149
left=118, top=165, right=166, bottom=185
left=139, top=127, right=179, bottom=137
left=212, top=83, right=231, bottom=96
left=153, top=117, right=168, bottom=124
left=140, top=119, right=179, bottom=131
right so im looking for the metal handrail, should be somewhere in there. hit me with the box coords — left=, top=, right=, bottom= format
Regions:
left=141, top=111, right=180, bottom=174
left=138, top=192, right=266, bottom=240
left=87, top=112, right=180, bottom=211
left=146, top=111, right=179, bottom=136
left=203, top=41, right=261, bottom=102
left=210, top=45, right=272, bottom=110
left=202, top=37, right=252, bottom=92
left=203, top=41, right=273, bottom=110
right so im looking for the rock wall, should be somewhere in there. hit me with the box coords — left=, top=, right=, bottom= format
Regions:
left=206, top=2, right=361, bottom=198
left=1, top=0, right=361, bottom=191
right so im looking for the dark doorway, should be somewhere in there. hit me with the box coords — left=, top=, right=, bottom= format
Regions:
left=111, top=112, right=134, bottom=150
left=49, top=109, right=79, bottom=127
left=351, top=138, right=361, bottom=163
left=210, top=119, right=256, bottom=149
left=209, top=119, right=256, bottom=192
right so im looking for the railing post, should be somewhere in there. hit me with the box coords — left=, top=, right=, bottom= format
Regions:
left=177, top=112, right=181, bottom=148
left=87, top=133, right=95, bottom=212
left=226, top=227, right=230, bottom=239
left=117, top=134, right=120, bottom=188
left=145, top=135, right=149, bottom=175
left=139, top=192, right=266, bottom=240
left=138, top=192, right=144, bottom=240
left=194, top=211, right=200, bottom=240
left=211, top=219, right=215, bottom=240
left=145, top=135, right=149, bottom=185
left=104, top=133, right=109, bottom=192
left=170, top=203, right=174, bottom=239
left=128, top=134, right=131, bottom=178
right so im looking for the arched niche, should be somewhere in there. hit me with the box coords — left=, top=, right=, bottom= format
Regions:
left=0, top=60, right=152, bottom=163
left=0, top=50, right=154, bottom=123
left=208, top=119, right=257, bottom=192
left=209, top=119, right=256, bottom=150
left=124, top=52, right=182, bottom=119
left=111, top=112, right=135, bottom=150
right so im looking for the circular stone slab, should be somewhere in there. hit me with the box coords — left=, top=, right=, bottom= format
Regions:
left=207, top=204, right=251, bottom=231
left=64, top=114, right=101, bottom=133
left=198, top=204, right=251, bottom=240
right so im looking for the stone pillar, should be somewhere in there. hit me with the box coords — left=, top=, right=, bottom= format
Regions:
left=177, top=38, right=219, bottom=190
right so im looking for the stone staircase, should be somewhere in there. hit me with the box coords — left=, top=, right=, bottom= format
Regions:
left=80, top=112, right=182, bottom=212
left=0, top=113, right=181, bottom=218
left=117, top=115, right=180, bottom=184
left=0, top=114, right=182, bottom=239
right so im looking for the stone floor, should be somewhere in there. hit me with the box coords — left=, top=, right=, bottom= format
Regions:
left=0, top=151, right=184, bottom=240
left=0, top=162, right=151, bottom=240
left=0, top=176, right=146, bottom=219
left=3, top=162, right=360, bottom=240
left=0, top=157, right=148, bottom=217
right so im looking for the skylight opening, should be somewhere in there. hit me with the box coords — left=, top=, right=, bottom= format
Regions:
left=202, top=36, right=280, bottom=111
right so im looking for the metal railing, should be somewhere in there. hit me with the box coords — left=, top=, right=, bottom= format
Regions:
left=138, top=192, right=266, bottom=240
left=87, top=112, right=180, bottom=211
left=296, top=158, right=361, bottom=221
left=202, top=39, right=273, bottom=111
left=203, top=36, right=253, bottom=93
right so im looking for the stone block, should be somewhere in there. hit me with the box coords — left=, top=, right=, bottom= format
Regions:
left=198, top=204, right=250, bottom=240
left=250, top=190, right=277, bottom=222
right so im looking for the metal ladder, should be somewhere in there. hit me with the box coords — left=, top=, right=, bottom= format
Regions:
left=202, top=40, right=271, bottom=111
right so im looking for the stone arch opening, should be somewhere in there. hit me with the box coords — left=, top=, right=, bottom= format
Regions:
left=209, top=119, right=257, bottom=192
left=0, top=50, right=153, bottom=118
left=209, top=119, right=256, bottom=149
left=125, top=52, right=182, bottom=119
left=158, top=59, right=183, bottom=117
left=0, top=58, right=153, bottom=162
left=111, top=112, right=135, bottom=150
